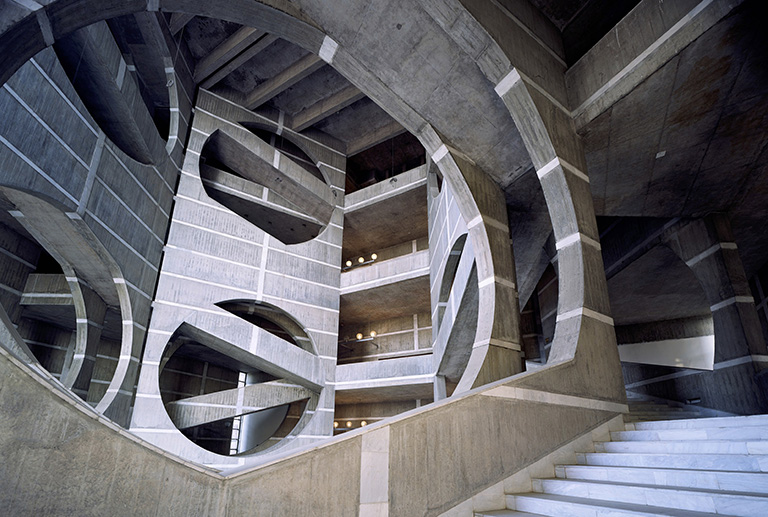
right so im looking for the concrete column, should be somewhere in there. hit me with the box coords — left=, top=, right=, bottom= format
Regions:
left=69, top=283, right=107, bottom=400
left=664, top=216, right=768, bottom=413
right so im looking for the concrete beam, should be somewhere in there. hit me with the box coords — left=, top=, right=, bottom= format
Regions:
left=165, top=381, right=313, bottom=429
left=291, top=84, right=365, bottom=132
left=194, top=27, right=265, bottom=84
left=340, top=249, right=429, bottom=295
left=199, top=34, right=279, bottom=89
left=168, top=12, right=195, bottom=35
left=245, top=53, right=324, bottom=110
left=346, top=119, right=406, bottom=156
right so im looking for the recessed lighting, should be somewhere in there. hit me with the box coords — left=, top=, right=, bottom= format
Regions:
left=371, top=253, right=377, bottom=260
left=356, top=333, right=363, bottom=340
left=333, top=421, right=339, bottom=428
left=345, top=260, right=352, bottom=267
left=360, top=421, right=367, bottom=427
left=358, top=257, right=365, bottom=263
left=346, top=421, right=352, bottom=428
left=370, top=331, right=377, bottom=337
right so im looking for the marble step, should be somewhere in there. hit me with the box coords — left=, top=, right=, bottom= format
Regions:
left=612, top=427, right=768, bottom=441
left=532, top=478, right=768, bottom=516
left=474, top=511, right=539, bottom=516
left=555, top=464, right=768, bottom=493
left=595, top=439, right=768, bottom=455
left=578, top=451, right=768, bottom=471
left=508, top=492, right=719, bottom=517
left=629, top=414, right=768, bottom=430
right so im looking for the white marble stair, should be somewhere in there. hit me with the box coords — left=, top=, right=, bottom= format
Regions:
left=474, top=410, right=768, bottom=516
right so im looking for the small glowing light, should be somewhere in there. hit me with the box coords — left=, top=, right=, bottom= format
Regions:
left=346, top=421, right=352, bottom=428
left=370, top=331, right=377, bottom=338
left=333, top=421, right=339, bottom=428
left=358, top=256, right=365, bottom=263
left=360, top=420, right=367, bottom=427
left=345, top=260, right=352, bottom=267
left=371, top=253, right=377, bottom=260
left=356, top=333, right=363, bottom=340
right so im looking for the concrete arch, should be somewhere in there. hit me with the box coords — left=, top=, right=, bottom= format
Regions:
left=0, top=186, right=136, bottom=416
left=0, top=0, right=618, bottom=397
left=0, top=0, right=520, bottom=392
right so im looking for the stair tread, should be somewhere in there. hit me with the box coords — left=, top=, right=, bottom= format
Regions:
left=512, top=492, right=725, bottom=516
left=538, top=476, right=768, bottom=499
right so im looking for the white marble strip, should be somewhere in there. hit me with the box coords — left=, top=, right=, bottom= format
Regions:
left=516, top=69, right=571, bottom=115
left=0, top=246, right=35, bottom=269
left=344, top=177, right=427, bottom=212
left=556, top=232, right=601, bottom=251
left=0, top=135, right=79, bottom=204
left=559, top=158, right=590, bottom=183
left=624, top=355, right=768, bottom=389
left=556, top=306, right=614, bottom=326
left=262, top=294, right=339, bottom=314
left=341, top=267, right=429, bottom=293
left=710, top=296, right=754, bottom=312
left=359, top=426, right=390, bottom=516
left=431, top=144, right=449, bottom=163
left=489, top=0, right=567, bottom=66
left=478, top=276, right=517, bottom=290
left=162, top=271, right=261, bottom=298
left=29, top=58, right=98, bottom=135
left=572, top=0, right=716, bottom=119
left=334, top=373, right=434, bottom=388
left=686, top=243, right=721, bottom=267
left=94, top=177, right=164, bottom=243
left=3, top=84, right=90, bottom=169
left=319, top=36, right=339, bottom=64
left=482, top=385, right=628, bottom=413
left=172, top=219, right=264, bottom=247
left=82, top=210, right=159, bottom=271
left=105, top=145, right=173, bottom=205
left=163, top=245, right=261, bottom=272
left=536, top=157, right=560, bottom=179
left=494, top=68, right=522, bottom=97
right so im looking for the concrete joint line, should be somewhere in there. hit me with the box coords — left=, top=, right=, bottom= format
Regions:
left=272, top=149, right=281, bottom=169
left=319, top=36, right=338, bottom=63
left=467, top=214, right=508, bottom=233
left=488, top=338, right=522, bottom=351
left=431, top=144, right=449, bottom=163
left=559, top=158, right=590, bottom=183
left=516, top=69, right=571, bottom=116
left=489, top=0, right=567, bottom=67
left=556, top=307, right=614, bottom=326
left=572, top=0, right=717, bottom=121
left=478, top=276, right=516, bottom=290
left=34, top=8, right=54, bottom=46
left=556, top=232, right=601, bottom=251
left=713, top=355, right=768, bottom=370
left=146, top=0, right=159, bottom=12
left=482, top=386, right=627, bottom=413
left=277, top=110, right=285, bottom=135
left=685, top=243, right=722, bottom=267
left=116, top=58, right=127, bottom=89
left=710, top=296, right=754, bottom=312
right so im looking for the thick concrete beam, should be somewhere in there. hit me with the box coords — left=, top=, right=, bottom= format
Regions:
left=291, top=84, right=365, bottom=132
left=244, top=53, right=324, bottom=110
left=200, top=34, right=279, bottom=89
left=165, top=381, right=313, bottom=429
left=194, top=27, right=265, bottom=84
left=168, top=12, right=195, bottom=35
left=346, top=119, right=406, bottom=156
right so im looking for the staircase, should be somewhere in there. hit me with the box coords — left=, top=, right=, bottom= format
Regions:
left=476, top=402, right=768, bottom=516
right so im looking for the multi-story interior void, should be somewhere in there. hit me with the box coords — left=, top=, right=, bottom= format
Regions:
left=1, top=0, right=767, bottom=515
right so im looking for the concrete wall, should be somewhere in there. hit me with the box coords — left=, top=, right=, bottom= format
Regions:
left=130, top=89, right=346, bottom=468
left=0, top=41, right=182, bottom=425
